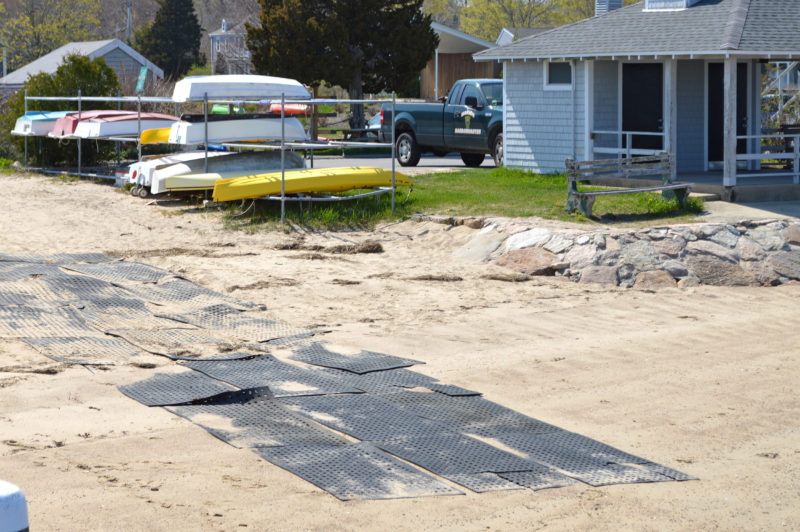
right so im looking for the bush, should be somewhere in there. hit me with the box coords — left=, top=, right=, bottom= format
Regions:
left=0, top=54, right=120, bottom=167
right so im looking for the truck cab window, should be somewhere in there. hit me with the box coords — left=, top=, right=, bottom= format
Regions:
left=480, top=83, right=502, bottom=106
left=461, top=85, right=483, bottom=108
left=447, top=84, right=465, bottom=106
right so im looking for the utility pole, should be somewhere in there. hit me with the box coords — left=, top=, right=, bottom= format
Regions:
left=126, top=0, right=132, bottom=43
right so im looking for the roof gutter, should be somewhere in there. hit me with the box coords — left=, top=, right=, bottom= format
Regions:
left=474, top=50, right=800, bottom=62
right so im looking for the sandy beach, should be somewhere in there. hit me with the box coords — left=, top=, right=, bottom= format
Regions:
left=1, top=172, right=798, bottom=530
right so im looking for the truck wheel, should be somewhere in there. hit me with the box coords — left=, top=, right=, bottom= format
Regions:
left=396, top=132, right=421, bottom=167
left=461, top=152, right=484, bottom=167
left=492, top=132, right=503, bottom=167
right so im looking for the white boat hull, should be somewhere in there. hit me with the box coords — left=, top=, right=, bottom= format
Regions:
left=167, top=117, right=306, bottom=145
left=11, top=111, right=72, bottom=136
left=128, top=151, right=233, bottom=188
left=74, top=118, right=178, bottom=139
left=172, top=74, right=310, bottom=102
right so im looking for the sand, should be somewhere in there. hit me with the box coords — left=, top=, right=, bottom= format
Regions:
left=0, top=172, right=798, bottom=530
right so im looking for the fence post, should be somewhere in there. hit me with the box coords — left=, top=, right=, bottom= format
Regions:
left=391, top=92, right=396, bottom=214
left=77, top=89, right=82, bottom=177
left=24, top=90, right=28, bottom=167
left=281, top=92, right=286, bottom=225
left=795, top=134, right=799, bottom=185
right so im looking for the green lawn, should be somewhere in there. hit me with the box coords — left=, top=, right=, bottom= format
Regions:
left=220, top=167, right=704, bottom=231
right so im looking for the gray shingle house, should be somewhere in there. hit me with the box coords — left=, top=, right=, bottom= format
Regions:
left=0, top=39, right=164, bottom=94
left=474, top=0, right=800, bottom=199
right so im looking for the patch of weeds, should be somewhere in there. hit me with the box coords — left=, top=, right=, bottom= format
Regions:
left=405, top=274, right=462, bottom=282
left=481, top=273, right=531, bottom=282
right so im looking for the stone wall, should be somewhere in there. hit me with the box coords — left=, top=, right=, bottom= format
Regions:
left=441, top=215, right=800, bottom=288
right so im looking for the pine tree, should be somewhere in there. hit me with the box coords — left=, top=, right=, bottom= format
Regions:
left=133, top=0, right=203, bottom=80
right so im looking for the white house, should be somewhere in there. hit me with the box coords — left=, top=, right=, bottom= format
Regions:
left=474, top=0, right=800, bottom=200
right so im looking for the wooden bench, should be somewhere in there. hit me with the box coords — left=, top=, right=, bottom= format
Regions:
left=565, top=153, right=693, bottom=217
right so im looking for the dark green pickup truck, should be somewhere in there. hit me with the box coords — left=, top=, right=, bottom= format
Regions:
left=379, top=79, right=503, bottom=167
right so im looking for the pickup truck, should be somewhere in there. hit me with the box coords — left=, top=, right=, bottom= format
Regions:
left=379, top=79, right=503, bottom=167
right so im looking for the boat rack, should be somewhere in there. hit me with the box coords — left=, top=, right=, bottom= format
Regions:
left=20, top=91, right=399, bottom=223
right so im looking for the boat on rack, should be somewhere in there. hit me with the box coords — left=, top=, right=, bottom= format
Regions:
left=172, top=74, right=311, bottom=102
left=48, top=110, right=178, bottom=138
left=149, top=150, right=305, bottom=195
left=128, top=151, right=234, bottom=191
left=212, top=167, right=413, bottom=202
left=11, top=111, right=74, bottom=136
left=166, top=116, right=306, bottom=145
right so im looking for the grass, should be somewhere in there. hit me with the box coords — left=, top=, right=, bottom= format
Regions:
left=218, top=167, right=703, bottom=231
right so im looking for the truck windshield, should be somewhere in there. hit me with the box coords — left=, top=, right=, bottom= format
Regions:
left=480, top=83, right=503, bottom=106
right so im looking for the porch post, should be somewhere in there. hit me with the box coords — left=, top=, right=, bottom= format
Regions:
left=584, top=59, right=594, bottom=161
left=434, top=48, right=439, bottom=99
left=723, top=57, right=737, bottom=187
left=664, top=58, right=678, bottom=180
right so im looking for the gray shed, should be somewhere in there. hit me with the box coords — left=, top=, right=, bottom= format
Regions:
left=0, top=39, right=164, bottom=93
left=474, top=0, right=800, bottom=200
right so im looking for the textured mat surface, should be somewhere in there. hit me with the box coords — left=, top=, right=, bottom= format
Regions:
left=106, top=328, right=256, bottom=360
left=290, top=342, right=422, bottom=374
left=118, top=370, right=239, bottom=406
left=318, top=367, right=480, bottom=396
left=253, top=443, right=464, bottom=500
left=0, top=305, right=93, bottom=338
left=21, top=335, right=143, bottom=365
left=63, top=261, right=176, bottom=284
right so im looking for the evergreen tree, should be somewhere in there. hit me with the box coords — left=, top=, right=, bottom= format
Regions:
left=133, top=0, right=203, bottom=80
left=247, top=0, right=438, bottom=128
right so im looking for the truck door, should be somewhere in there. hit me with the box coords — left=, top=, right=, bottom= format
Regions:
left=443, top=83, right=490, bottom=151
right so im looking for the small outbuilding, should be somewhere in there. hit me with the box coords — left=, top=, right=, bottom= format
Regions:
left=475, top=0, right=800, bottom=200
left=0, top=39, right=164, bottom=94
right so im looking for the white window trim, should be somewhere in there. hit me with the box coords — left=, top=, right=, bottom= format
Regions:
left=544, top=60, right=573, bottom=91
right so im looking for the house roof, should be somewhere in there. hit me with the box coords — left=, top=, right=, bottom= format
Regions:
left=431, top=22, right=494, bottom=54
left=475, top=0, right=800, bottom=62
left=0, top=39, right=164, bottom=89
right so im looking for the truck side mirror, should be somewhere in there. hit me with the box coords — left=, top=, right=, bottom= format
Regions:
left=465, top=96, right=479, bottom=109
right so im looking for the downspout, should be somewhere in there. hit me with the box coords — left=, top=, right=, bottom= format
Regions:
left=434, top=48, right=439, bottom=99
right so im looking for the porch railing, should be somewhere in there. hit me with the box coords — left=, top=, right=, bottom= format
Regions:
left=591, top=130, right=664, bottom=158
left=736, top=132, right=800, bottom=184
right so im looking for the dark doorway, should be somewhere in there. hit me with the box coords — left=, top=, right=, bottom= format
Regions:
left=708, top=62, right=748, bottom=163
left=622, top=63, right=663, bottom=151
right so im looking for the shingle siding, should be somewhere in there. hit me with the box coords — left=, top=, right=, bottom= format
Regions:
left=504, top=61, right=585, bottom=173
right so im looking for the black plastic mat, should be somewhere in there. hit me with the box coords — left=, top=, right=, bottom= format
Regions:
left=318, top=367, right=480, bottom=397
left=22, top=335, right=143, bottom=365
left=182, top=356, right=362, bottom=397
left=122, top=278, right=259, bottom=311
left=0, top=305, right=93, bottom=338
left=63, top=261, right=176, bottom=284
left=253, top=443, right=463, bottom=500
left=290, top=342, right=422, bottom=374
left=118, top=370, right=239, bottom=406
left=106, top=328, right=254, bottom=360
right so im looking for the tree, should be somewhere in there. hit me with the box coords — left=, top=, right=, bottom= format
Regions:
left=247, top=0, right=438, bottom=128
left=0, top=0, right=101, bottom=72
left=460, top=0, right=554, bottom=42
left=551, top=0, right=638, bottom=25
left=423, top=0, right=468, bottom=28
left=0, top=54, right=120, bottom=166
left=133, top=0, right=203, bottom=80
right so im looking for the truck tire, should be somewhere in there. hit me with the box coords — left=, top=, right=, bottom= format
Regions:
left=491, top=132, right=503, bottom=167
left=396, top=132, right=421, bottom=167
left=461, top=152, right=484, bottom=167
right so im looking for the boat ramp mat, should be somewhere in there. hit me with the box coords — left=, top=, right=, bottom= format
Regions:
left=118, top=370, right=239, bottom=406
left=0, top=305, right=94, bottom=338
left=0, top=252, right=115, bottom=264
left=119, top=278, right=259, bottom=311
left=253, top=443, right=464, bottom=501
left=182, top=356, right=363, bottom=397
left=106, top=328, right=264, bottom=360
left=289, top=341, right=422, bottom=374
left=21, top=335, right=144, bottom=365
left=62, top=261, right=178, bottom=284
left=316, top=366, right=480, bottom=396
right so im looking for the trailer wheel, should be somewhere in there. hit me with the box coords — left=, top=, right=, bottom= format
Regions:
left=491, top=132, right=503, bottom=167
left=460, top=152, right=484, bottom=167
left=396, top=132, right=421, bottom=167
left=130, top=186, right=140, bottom=196
left=138, top=187, right=150, bottom=199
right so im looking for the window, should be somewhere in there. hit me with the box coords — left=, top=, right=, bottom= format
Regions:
left=480, top=83, right=502, bottom=106
left=544, top=61, right=572, bottom=90
left=460, top=85, right=483, bottom=107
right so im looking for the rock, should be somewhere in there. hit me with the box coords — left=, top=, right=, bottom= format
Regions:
left=452, top=228, right=507, bottom=262
left=740, top=261, right=781, bottom=286
left=616, top=233, right=638, bottom=245
left=605, top=237, right=620, bottom=251
left=504, top=228, right=552, bottom=252
left=678, top=276, right=701, bottom=288
left=579, top=265, right=619, bottom=286
left=783, top=224, right=800, bottom=245
left=735, top=236, right=767, bottom=261
left=633, top=270, right=676, bottom=289
left=725, top=224, right=741, bottom=236
left=495, top=247, right=560, bottom=276
left=593, top=234, right=607, bottom=248
left=686, top=240, right=739, bottom=263
left=697, top=225, right=721, bottom=238
left=767, top=250, right=800, bottom=280
left=709, top=228, right=739, bottom=248
left=686, top=257, right=758, bottom=286
left=747, top=226, right=786, bottom=251
left=662, top=260, right=689, bottom=278
left=647, top=228, right=669, bottom=240
left=620, top=240, right=662, bottom=270
left=463, top=218, right=485, bottom=229
left=564, top=244, right=598, bottom=270
left=595, top=249, right=620, bottom=266
left=575, top=235, right=591, bottom=245
left=652, top=236, right=686, bottom=257
left=543, top=234, right=573, bottom=254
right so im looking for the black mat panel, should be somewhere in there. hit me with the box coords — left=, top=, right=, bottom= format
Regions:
left=0, top=253, right=44, bottom=263
left=40, top=273, right=131, bottom=301
left=568, top=463, right=675, bottom=487
left=253, top=443, right=464, bottom=500
left=0, top=305, right=93, bottom=338
left=0, top=281, right=61, bottom=306
left=380, top=391, right=562, bottom=436
left=49, top=252, right=116, bottom=265
left=118, top=370, right=239, bottom=406
left=279, top=394, right=454, bottom=442
left=0, top=262, right=63, bottom=281
left=442, top=472, right=525, bottom=493
left=318, top=367, right=478, bottom=396
left=167, top=393, right=349, bottom=448
left=498, top=469, right=579, bottom=491
left=63, top=261, right=176, bottom=284
left=21, top=335, right=143, bottom=365
left=122, top=278, right=259, bottom=311
left=73, top=297, right=175, bottom=331
left=290, top=342, right=422, bottom=374
left=157, top=304, right=315, bottom=343
left=374, top=433, right=539, bottom=475
left=106, top=328, right=245, bottom=359
left=182, top=356, right=362, bottom=397
left=639, top=462, right=697, bottom=481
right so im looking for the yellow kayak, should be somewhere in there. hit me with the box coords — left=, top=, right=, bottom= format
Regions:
left=212, top=167, right=412, bottom=202
left=140, top=127, right=171, bottom=144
